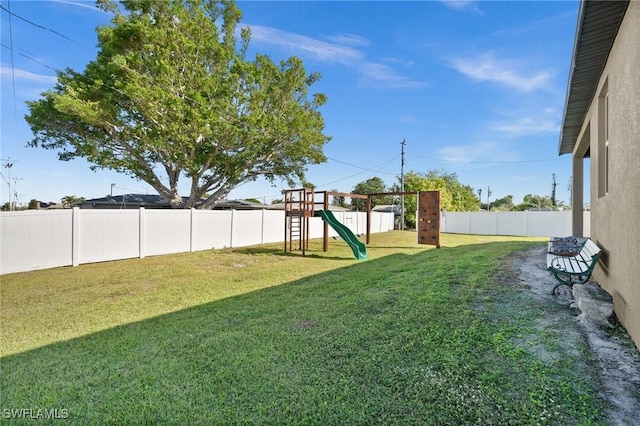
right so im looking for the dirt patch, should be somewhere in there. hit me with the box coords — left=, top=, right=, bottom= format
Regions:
left=512, top=246, right=640, bottom=426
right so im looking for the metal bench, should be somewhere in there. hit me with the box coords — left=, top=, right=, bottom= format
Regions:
left=547, top=237, right=602, bottom=295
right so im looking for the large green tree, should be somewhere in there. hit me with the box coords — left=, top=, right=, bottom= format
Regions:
left=26, top=0, right=330, bottom=208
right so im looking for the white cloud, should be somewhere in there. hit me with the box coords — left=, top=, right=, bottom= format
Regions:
left=247, top=24, right=425, bottom=89
left=1, top=67, right=57, bottom=84
left=50, top=0, right=107, bottom=13
left=397, top=115, right=420, bottom=123
left=490, top=117, right=559, bottom=137
left=439, top=0, right=483, bottom=15
left=492, top=10, right=577, bottom=37
left=382, top=57, right=414, bottom=67
left=248, top=25, right=364, bottom=66
left=360, top=62, right=425, bottom=89
left=489, top=106, right=561, bottom=137
left=448, top=52, right=552, bottom=92
left=437, top=141, right=518, bottom=164
left=323, top=33, right=370, bottom=47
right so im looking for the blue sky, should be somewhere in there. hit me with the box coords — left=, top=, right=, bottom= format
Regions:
left=1, top=0, right=581, bottom=207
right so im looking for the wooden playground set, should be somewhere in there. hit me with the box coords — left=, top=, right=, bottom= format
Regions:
left=283, top=188, right=441, bottom=260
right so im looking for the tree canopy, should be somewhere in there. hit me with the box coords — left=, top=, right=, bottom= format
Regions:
left=488, top=195, right=515, bottom=211
left=26, top=0, right=330, bottom=208
left=350, top=177, right=393, bottom=209
left=514, top=194, right=556, bottom=211
left=61, top=195, right=86, bottom=207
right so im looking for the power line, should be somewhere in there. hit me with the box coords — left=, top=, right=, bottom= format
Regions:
left=236, top=155, right=401, bottom=202
left=0, top=4, right=78, bottom=43
left=318, top=156, right=399, bottom=187
left=326, top=156, right=398, bottom=175
left=0, top=43, right=58, bottom=71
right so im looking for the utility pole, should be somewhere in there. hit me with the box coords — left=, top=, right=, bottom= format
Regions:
left=551, top=173, right=557, bottom=208
left=486, top=186, right=492, bottom=211
left=111, top=183, right=116, bottom=197
left=1, top=158, right=14, bottom=210
left=12, top=177, right=24, bottom=210
left=400, top=139, right=405, bottom=230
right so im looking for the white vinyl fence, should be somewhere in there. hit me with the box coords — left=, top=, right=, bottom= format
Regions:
left=1, top=208, right=394, bottom=274
left=441, top=210, right=590, bottom=238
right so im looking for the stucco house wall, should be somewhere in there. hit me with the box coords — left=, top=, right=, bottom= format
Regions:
left=570, top=1, right=640, bottom=347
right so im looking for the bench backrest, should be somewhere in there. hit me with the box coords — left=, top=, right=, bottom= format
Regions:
left=580, top=239, right=602, bottom=257
left=581, top=239, right=601, bottom=261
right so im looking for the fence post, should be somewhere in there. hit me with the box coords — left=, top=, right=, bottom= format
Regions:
left=72, top=207, right=80, bottom=267
left=229, top=209, right=235, bottom=248
left=139, top=207, right=146, bottom=259
left=190, top=208, right=196, bottom=252
left=261, top=209, right=265, bottom=245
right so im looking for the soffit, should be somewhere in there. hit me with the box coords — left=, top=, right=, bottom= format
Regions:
left=558, top=0, right=629, bottom=155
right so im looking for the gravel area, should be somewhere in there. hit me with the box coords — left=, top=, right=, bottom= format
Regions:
left=514, top=246, right=640, bottom=426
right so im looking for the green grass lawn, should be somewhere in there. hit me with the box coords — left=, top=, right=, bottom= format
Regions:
left=1, top=232, right=605, bottom=424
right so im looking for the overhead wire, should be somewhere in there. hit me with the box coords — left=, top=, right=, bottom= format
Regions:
left=1, top=43, right=58, bottom=71
left=236, top=155, right=401, bottom=202
left=317, top=155, right=398, bottom=188
left=0, top=4, right=79, bottom=44
left=325, top=156, right=398, bottom=176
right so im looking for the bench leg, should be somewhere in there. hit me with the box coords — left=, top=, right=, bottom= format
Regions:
left=551, top=271, right=574, bottom=295
left=552, top=282, right=572, bottom=295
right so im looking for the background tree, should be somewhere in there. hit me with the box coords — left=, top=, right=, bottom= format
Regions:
left=26, top=0, right=330, bottom=209
left=402, top=170, right=479, bottom=228
left=28, top=199, right=39, bottom=210
left=330, top=189, right=347, bottom=208
left=61, top=195, right=85, bottom=208
left=515, top=194, right=555, bottom=211
left=350, top=177, right=392, bottom=210
left=489, top=195, right=515, bottom=211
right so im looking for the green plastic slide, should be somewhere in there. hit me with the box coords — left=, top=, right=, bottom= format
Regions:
left=315, top=210, right=368, bottom=261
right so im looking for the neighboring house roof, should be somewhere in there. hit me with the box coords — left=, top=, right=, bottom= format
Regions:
left=80, top=194, right=183, bottom=209
left=559, top=0, right=630, bottom=155
left=79, top=195, right=268, bottom=209
left=214, top=199, right=269, bottom=210
left=372, top=204, right=401, bottom=215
